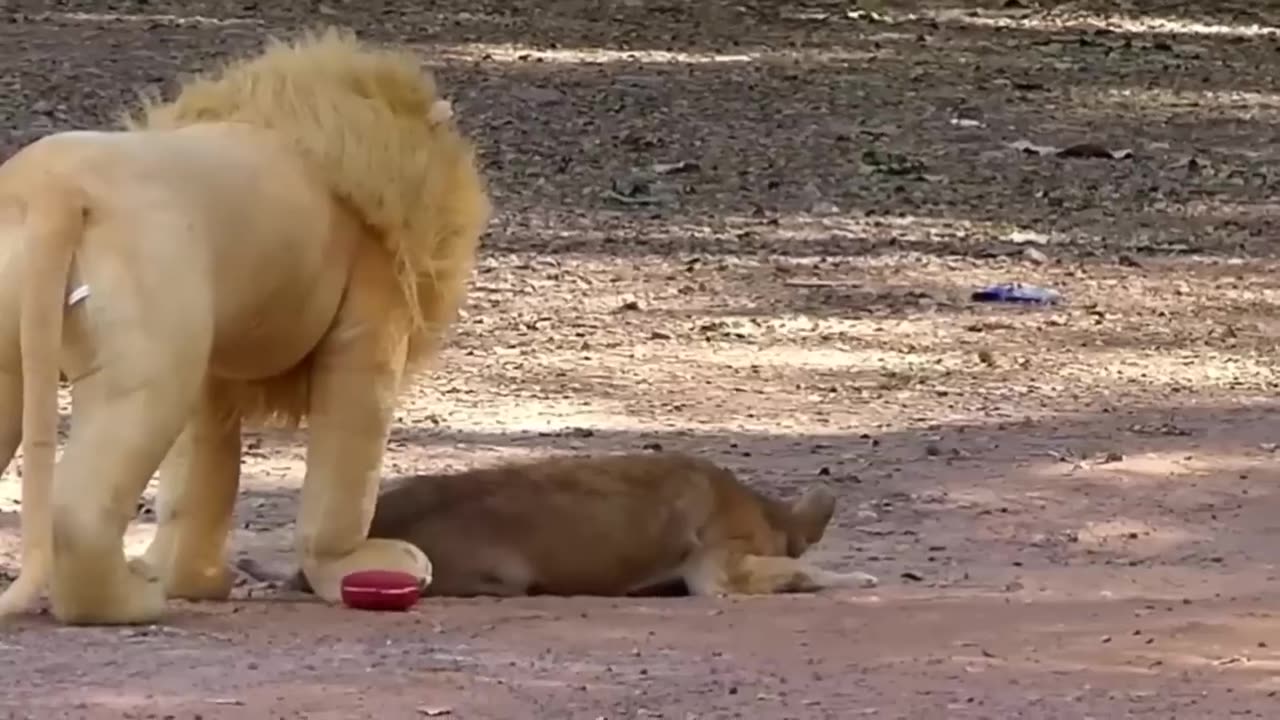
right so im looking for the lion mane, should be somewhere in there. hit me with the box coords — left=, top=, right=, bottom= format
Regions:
left=123, top=27, right=491, bottom=425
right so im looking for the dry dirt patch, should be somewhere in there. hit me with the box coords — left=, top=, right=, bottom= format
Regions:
left=2, top=0, right=1280, bottom=716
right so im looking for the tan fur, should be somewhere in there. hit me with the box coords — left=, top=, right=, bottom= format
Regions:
left=124, top=27, right=491, bottom=426
left=0, top=30, right=490, bottom=624
left=239, top=452, right=879, bottom=597
left=5, top=184, right=88, bottom=613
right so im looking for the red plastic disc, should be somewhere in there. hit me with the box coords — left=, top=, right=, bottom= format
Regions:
left=339, top=569, right=421, bottom=611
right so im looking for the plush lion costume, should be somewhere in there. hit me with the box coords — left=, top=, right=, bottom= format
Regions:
left=0, top=28, right=490, bottom=624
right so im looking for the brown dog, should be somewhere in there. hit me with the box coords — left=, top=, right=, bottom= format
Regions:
left=238, top=451, right=878, bottom=597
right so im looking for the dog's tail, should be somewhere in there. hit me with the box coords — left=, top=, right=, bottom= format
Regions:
left=0, top=182, right=86, bottom=617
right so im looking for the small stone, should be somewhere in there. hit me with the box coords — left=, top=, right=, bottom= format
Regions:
left=1022, top=247, right=1049, bottom=264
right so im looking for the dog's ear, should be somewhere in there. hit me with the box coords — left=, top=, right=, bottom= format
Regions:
left=787, top=486, right=836, bottom=556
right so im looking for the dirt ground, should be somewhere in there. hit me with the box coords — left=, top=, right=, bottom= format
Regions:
left=3, top=0, right=1280, bottom=716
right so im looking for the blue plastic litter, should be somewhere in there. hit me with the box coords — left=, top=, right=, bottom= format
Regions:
left=971, top=282, right=1062, bottom=305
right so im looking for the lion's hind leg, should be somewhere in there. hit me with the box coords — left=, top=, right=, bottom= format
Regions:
left=49, top=361, right=208, bottom=624
left=137, top=381, right=241, bottom=602
left=46, top=258, right=214, bottom=624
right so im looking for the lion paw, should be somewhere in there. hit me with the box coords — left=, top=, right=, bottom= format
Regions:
left=302, top=538, right=432, bottom=604
left=51, top=560, right=166, bottom=626
left=0, top=574, right=46, bottom=618
left=137, top=556, right=234, bottom=601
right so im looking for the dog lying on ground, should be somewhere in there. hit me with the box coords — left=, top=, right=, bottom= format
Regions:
left=237, top=451, right=879, bottom=597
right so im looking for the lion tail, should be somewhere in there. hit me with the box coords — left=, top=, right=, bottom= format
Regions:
left=0, top=183, right=84, bottom=617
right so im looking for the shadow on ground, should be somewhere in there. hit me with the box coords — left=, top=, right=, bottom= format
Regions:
left=3, top=1, right=1280, bottom=259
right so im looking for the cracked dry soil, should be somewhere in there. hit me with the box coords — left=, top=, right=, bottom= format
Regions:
left=2, top=0, right=1280, bottom=717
